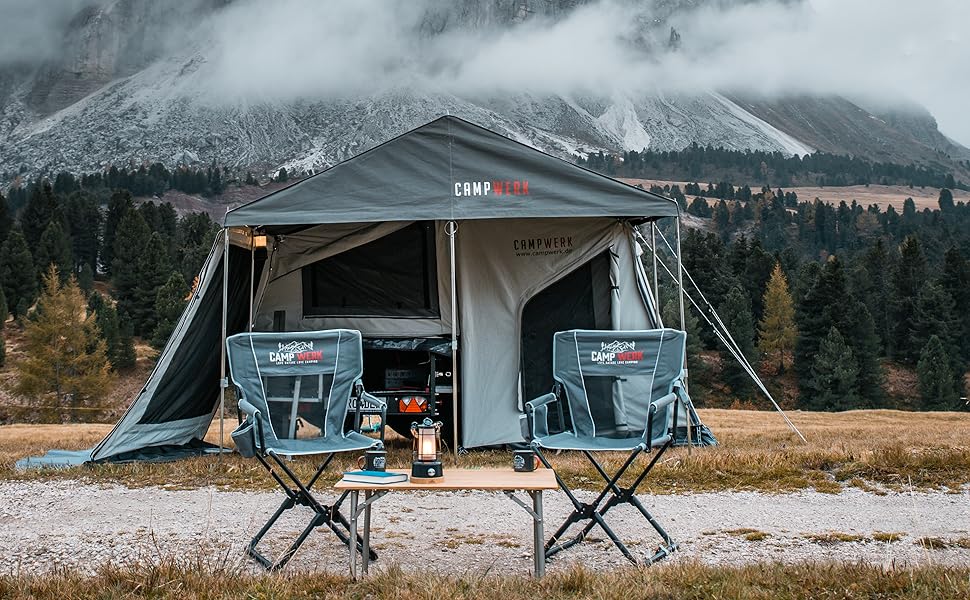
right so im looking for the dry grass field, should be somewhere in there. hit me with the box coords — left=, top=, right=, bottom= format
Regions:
left=1, top=410, right=969, bottom=599
left=620, top=178, right=970, bottom=211
left=1, top=409, right=968, bottom=494
left=2, top=560, right=968, bottom=600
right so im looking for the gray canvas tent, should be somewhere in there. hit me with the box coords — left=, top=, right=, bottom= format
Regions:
left=25, top=115, right=716, bottom=466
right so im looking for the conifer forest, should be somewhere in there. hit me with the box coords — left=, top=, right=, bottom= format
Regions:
left=0, top=148, right=968, bottom=421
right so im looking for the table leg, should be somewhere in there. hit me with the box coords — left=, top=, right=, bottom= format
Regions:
left=349, top=490, right=359, bottom=579
left=533, top=490, right=544, bottom=578
left=362, top=490, right=372, bottom=575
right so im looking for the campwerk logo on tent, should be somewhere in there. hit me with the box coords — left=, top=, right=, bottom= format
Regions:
left=453, top=180, right=529, bottom=197
left=269, top=340, right=323, bottom=365
left=591, top=340, right=643, bottom=365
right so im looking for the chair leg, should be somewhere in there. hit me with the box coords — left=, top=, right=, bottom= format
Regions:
left=245, top=452, right=378, bottom=570
left=539, top=444, right=677, bottom=566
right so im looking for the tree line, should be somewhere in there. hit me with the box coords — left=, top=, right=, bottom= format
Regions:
left=0, top=180, right=219, bottom=420
left=653, top=184, right=969, bottom=411
left=578, top=144, right=967, bottom=190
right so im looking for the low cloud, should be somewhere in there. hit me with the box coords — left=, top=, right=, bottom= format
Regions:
left=198, top=0, right=969, bottom=145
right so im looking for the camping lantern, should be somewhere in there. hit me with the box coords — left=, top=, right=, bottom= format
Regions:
left=252, top=234, right=267, bottom=249
left=410, top=418, right=443, bottom=481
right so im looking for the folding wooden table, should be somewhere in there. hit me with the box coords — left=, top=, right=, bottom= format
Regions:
left=335, top=468, right=558, bottom=578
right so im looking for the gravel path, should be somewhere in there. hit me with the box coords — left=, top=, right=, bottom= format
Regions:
left=0, top=481, right=967, bottom=576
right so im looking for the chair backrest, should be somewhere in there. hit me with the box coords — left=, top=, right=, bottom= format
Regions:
left=226, top=330, right=363, bottom=447
left=553, top=329, right=686, bottom=443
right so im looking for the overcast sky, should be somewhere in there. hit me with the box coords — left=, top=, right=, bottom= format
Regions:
left=3, top=0, right=968, bottom=147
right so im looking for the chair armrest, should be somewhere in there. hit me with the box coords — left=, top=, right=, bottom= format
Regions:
left=359, top=391, right=386, bottom=411
left=523, top=392, right=559, bottom=441
left=645, top=392, right=677, bottom=449
left=238, top=397, right=260, bottom=418
left=525, top=392, right=558, bottom=413
left=233, top=395, right=266, bottom=455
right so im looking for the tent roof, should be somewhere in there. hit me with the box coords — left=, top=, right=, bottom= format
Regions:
left=225, top=116, right=678, bottom=227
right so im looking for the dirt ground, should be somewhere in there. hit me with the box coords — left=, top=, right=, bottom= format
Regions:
left=0, top=479, right=967, bottom=576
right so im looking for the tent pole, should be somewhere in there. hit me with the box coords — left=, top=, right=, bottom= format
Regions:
left=447, top=220, right=459, bottom=464
left=675, top=214, right=693, bottom=452
left=220, top=226, right=229, bottom=456
left=651, top=222, right=660, bottom=313
left=249, top=228, right=255, bottom=332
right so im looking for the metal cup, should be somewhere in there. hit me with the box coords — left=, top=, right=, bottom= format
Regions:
left=357, top=449, right=387, bottom=472
left=513, top=449, right=537, bottom=472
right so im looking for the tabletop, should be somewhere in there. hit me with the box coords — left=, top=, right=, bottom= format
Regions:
left=334, top=468, right=558, bottom=491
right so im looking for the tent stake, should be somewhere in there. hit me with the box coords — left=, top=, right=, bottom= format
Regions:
left=446, top=220, right=460, bottom=463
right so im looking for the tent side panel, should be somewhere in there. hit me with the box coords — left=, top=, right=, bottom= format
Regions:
left=91, top=240, right=251, bottom=461
left=138, top=245, right=252, bottom=423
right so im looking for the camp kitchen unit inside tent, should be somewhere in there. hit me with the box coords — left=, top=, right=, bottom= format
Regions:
left=86, top=115, right=714, bottom=463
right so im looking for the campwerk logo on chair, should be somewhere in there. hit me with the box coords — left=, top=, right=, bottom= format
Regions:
left=590, top=340, right=643, bottom=365
left=269, top=341, right=323, bottom=365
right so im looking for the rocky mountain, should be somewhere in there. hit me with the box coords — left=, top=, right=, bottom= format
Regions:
left=1, top=0, right=967, bottom=183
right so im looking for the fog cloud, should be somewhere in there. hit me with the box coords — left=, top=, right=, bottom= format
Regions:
left=0, top=0, right=104, bottom=66
left=4, top=0, right=968, bottom=146
left=199, top=0, right=969, bottom=145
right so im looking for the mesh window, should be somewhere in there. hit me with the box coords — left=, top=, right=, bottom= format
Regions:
left=302, top=222, right=438, bottom=318
left=263, top=374, right=336, bottom=440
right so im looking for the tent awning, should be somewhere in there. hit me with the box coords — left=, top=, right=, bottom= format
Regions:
left=225, top=116, right=678, bottom=227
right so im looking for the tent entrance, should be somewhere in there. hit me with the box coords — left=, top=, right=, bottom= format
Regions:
left=520, top=251, right=613, bottom=423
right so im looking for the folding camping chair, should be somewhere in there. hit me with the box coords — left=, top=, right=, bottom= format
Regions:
left=522, top=329, right=688, bottom=565
left=226, top=329, right=386, bottom=570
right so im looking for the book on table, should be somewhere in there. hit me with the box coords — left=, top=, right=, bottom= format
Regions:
left=342, top=470, right=409, bottom=484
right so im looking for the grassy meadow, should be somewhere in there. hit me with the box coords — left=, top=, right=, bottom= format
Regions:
left=1, top=409, right=968, bottom=494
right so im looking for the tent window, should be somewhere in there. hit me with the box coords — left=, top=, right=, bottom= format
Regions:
left=302, top=222, right=439, bottom=318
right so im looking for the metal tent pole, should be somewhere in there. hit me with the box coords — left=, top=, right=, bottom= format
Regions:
left=249, top=228, right=255, bottom=332
left=651, top=222, right=660, bottom=312
left=219, top=226, right=229, bottom=455
left=675, top=214, right=692, bottom=451
left=446, top=221, right=460, bottom=463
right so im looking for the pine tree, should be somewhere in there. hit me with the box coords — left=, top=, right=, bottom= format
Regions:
left=807, top=327, right=859, bottom=411
left=857, top=239, right=892, bottom=351
left=19, top=181, right=59, bottom=249
left=0, top=228, right=36, bottom=319
left=14, top=266, right=112, bottom=420
left=718, top=285, right=756, bottom=397
left=917, top=335, right=959, bottom=410
left=131, top=232, right=171, bottom=336
left=758, top=263, right=797, bottom=373
left=889, top=235, right=927, bottom=362
left=77, top=263, right=94, bottom=293
left=0, top=287, right=7, bottom=328
left=844, top=302, right=884, bottom=407
left=101, top=190, right=133, bottom=275
left=941, top=247, right=970, bottom=365
left=88, top=292, right=132, bottom=371
left=795, top=256, right=850, bottom=396
left=34, top=220, right=74, bottom=284
left=661, top=288, right=706, bottom=388
left=277, top=167, right=288, bottom=182
left=112, top=208, right=150, bottom=322
left=151, top=271, right=188, bottom=349
left=0, top=191, right=11, bottom=248
left=64, top=190, right=101, bottom=273
left=911, top=283, right=961, bottom=382
left=115, top=314, right=137, bottom=371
